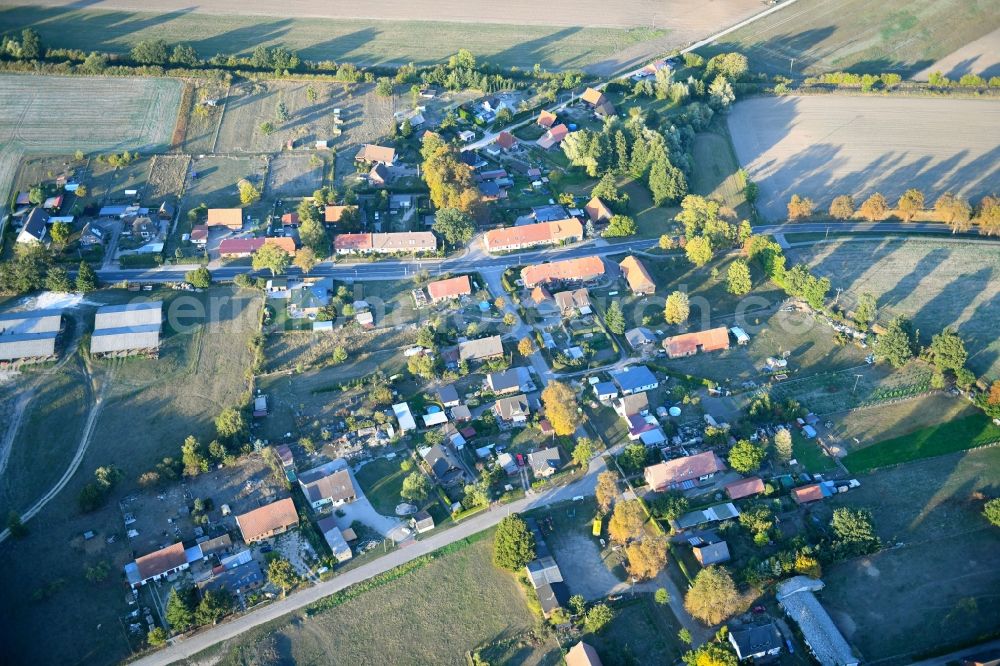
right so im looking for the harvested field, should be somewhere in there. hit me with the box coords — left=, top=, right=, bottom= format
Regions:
left=215, top=81, right=391, bottom=155
left=0, top=74, right=181, bottom=222
left=266, top=152, right=323, bottom=197
left=788, top=239, right=1000, bottom=378
left=822, top=447, right=1000, bottom=663
left=699, top=0, right=1000, bottom=77
left=0, top=0, right=768, bottom=74
left=199, top=533, right=560, bottom=666
left=914, top=26, right=1000, bottom=80
left=727, top=96, right=1000, bottom=221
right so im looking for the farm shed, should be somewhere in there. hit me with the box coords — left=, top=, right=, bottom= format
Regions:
left=619, top=256, right=655, bottom=295
left=0, top=308, right=63, bottom=362
left=94, top=301, right=162, bottom=329
left=777, top=577, right=859, bottom=666
left=91, top=302, right=162, bottom=357
left=392, top=403, right=417, bottom=432
left=662, top=327, right=730, bottom=358
left=235, top=497, right=299, bottom=544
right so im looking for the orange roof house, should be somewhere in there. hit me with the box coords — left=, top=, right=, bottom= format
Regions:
left=483, top=219, right=582, bottom=252
left=218, top=236, right=296, bottom=257
left=236, top=497, right=299, bottom=543
left=662, top=327, right=730, bottom=358
left=619, top=256, right=655, bottom=295
left=427, top=275, right=472, bottom=302
left=207, top=208, right=243, bottom=229
left=725, top=476, right=765, bottom=500
left=581, top=87, right=607, bottom=106
left=189, top=224, right=209, bottom=244
left=324, top=205, right=357, bottom=223
left=792, top=484, right=825, bottom=505
left=537, top=110, right=557, bottom=128
left=644, top=451, right=726, bottom=491
left=566, top=642, right=603, bottom=666
left=334, top=233, right=372, bottom=254
left=133, top=542, right=187, bottom=587
left=354, top=144, right=396, bottom=165
left=521, top=256, right=606, bottom=287
left=536, top=124, right=569, bottom=150
left=496, top=131, right=517, bottom=151
left=530, top=285, right=553, bottom=304
left=584, top=197, right=613, bottom=223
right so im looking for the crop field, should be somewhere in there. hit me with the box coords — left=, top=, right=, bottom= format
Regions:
left=727, top=96, right=1000, bottom=221
left=788, top=239, right=1000, bottom=379
left=267, top=152, right=324, bottom=198
left=0, top=287, right=263, bottom=666
left=0, top=0, right=768, bottom=74
left=699, top=0, right=1000, bottom=77
left=0, top=74, right=181, bottom=222
left=821, top=447, right=1000, bottom=663
left=203, top=534, right=560, bottom=665
left=914, top=26, right=1000, bottom=80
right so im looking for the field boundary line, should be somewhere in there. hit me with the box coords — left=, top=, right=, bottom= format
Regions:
left=686, top=0, right=806, bottom=54
left=209, top=83, right=231, bottom=154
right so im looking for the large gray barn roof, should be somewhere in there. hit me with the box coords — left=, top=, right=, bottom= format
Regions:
left=0, top=309, right=63, bottom=335
left=90, top=324, right=161, bottom=354
left=94, top=301, right=162, bottom=330
left=0, top=332, right=58, bottom=360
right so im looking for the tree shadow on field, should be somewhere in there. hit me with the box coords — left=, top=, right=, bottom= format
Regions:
left=805, top=237, right=898, bottom=296
left=189, top=18, right=293, bottom=58
left=299, top=28, right=380, bottom=65
left=912, top=267, right=993, bottom=364
left=957, top=289, right=1000, bottom=377
left=489, top=26, right=583, bottom=72
left=943, top=56, right=1000, bottom=80
left=878, top=245, right=951, bottom=310
left=843, top=56, right=935, bottom=79
left=700, top=26, right=837, bottom=77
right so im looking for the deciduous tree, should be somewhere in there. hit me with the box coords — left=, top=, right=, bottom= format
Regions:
left=829, top=195, right=854, bottom=220
left=608, top=499, right=646, bottom=543
left=517, top=337, right=535, bottom=357
left=293, top=246, right=318, bottom=274
left=935, top=192, right=973, bottom=232
left=975, top=195, right=1000, bottom=236
left=874, top=315, right=916, bottom=368
left=984, top=498, right=1000, bottom=527
left=493, top=514, right=536, bottom=571
left=252, top=244, right=290, bottom=276
left=725, top=259, right=751, bottom=295
left=897, top=188, right=925, bottom=221
left=626, top=537, right=668, bottom=580
left=773, top=428, right=793, bottom=463
left=571, top=438, right=594, bottom=467
left=664, top=290, right=690, bottom=324
left=540, top=380, right=579, bottom=436
left=684, top=566, right=742, bottom=625
left=787, top=194, right=815, bottom=220
left=595, top=471, right=618, bottom=514
left=928, top=328, right=968, bottom=374
left=584, top=603, right=614, bottom=633
left=859, top=192, right=889, bottom=221
left=602, top=214, right=638, bottom=238
left=238, top=179, right=260, bottom=206
left=401, top=472, right=431, bottom=503
left=728, top=439, right=765, bottom=474
left=433, top=207, right=475, bottom=246
left=685, top=235, right=713, bottom=267
left=185, top=266, right=211, bottom=289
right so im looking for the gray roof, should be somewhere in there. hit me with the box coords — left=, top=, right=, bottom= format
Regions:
left=777, top=577, right=859, bottom=666
left=299, top=463, right=355, bottom=505
left=197, top=560, right=264, bottom=595
left=495, top=394, right=529, bottom=421
left=528, top=447, right=560, bottom=475
left=17, top=208, right=48, bottom=244
left=536, top=581, right=570, bottom=614
left=615, top=392, right=649, bottom=416
left=424, top=444, right=461, bottom=479
left=437, top=384, right=459, bottom=404
left=90, top=324, right=160, bottom=354
left=526, top=556, right=563, bottom=588
left=458, top=335, right=504, bottom=361
left=729, top=622, right=783, bottom=660
left=487, top=367, right=523, bottom=392
left=532, top=205, right=568, bottom=222
left=0, top=332, right=58, bottom=360
left=625, top=327, right=656, bottom=348
left=593, top=381, right=618, bottom=397
left=94, top=301, right=162, bottom=330
left=693, top=540, right=731, bottom=565
left=0, top=309, right=62, bottom=335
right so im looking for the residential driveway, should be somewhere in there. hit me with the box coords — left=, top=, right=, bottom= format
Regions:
left=333, top=470, right=410, bottom=543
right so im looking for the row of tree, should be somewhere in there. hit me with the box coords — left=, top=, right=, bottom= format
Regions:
left=0, top=244, right=98, bottom=296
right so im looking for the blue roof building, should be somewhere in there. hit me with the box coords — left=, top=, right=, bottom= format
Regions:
left=611, top=366, right=659, bottom=395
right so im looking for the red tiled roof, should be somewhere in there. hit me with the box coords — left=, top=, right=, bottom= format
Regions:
left=334, top=233, right=373, bottom=251
left=218, top=236, right=296, bottom=256
left=135, top=542, right=187, bottom=580
left=355, top=144, right=396, bottom=164
left=521, top=256, right=605, bottom=287
left=324, top=205, right=356, bottom=223
left=644, top=451, right=726, bottom=490
left=189, top=225, right=208, bottom=242
left=207, top=208, right=243, bottom=229
left=581, top=88, right=606, bottom=105
left=725, top=476, right=765, bottom=500
left=536, top=124, right=569, bottom=149
left=484, top=219, right=582, bottom=251
left=236, top=498, right=299, bottom=542
left=281, top=212, right=298, bottom=225
left=619, top=256, right=655, bottom=294
left=427, top=275, right=472, bottom=301
left=496, top=131, right=517, bottom=149
left=537, top=110, right=557, bottom=128
left=792, top=484, right=825, bottom=504
left=663, top=327, right=730, bottom=357
left=584, top=197, right=613, bottom=222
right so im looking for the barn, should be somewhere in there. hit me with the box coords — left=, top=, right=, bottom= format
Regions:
left=91, top=302, right=163, bottom=357
left=0, top=308, right=63, bottom=362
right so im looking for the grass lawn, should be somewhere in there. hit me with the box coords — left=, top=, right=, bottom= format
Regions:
left=204, top=533, right=560, bottom=665
left=791, top=430, right=837, bottom=473
left=830, top=392, right=978, bottom=452
left=354, top=456, right=407, bottom=515
left=842, top=412, right=1000, bottom=473
left=689, top=126, right=748, bottom=217
left=586, top=596, right=687, bottom=666
left=822, top=446, right=1000, bottom=662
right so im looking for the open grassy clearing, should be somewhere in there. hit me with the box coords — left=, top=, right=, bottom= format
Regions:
left=788, top=239, right=1000, bottom=379
left=181, top=154, right=267, bottom=212
left=266, top=152, right=324, bottom=197
left=200, top=533, right=560, bottom=665
left=0, top=0, right=767, bottom=74
left=355, top=456, right=408, bottom=516
left=830, top=392, right=979, bottom=450
left=842, top=412, right=1000, bottom=473
left=699, top=0, right=1000, bottom=77
left=822, top=447, right=1000, bottom=663
left=727, top=95, right=1000, bottom=221
left=0, top=286, right=263, bottom=666
left=144, top=154, right=190, bottom=206
left=689, top=129, right=747, bottom=215
left=0, top=74, right=181, bottom=223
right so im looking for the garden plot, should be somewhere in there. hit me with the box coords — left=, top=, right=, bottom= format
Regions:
left=822, top=447, right=1000, bottom=662
left=266, top=152, right=324, bottom=198
left=768, top=362, right=932, bottom=416
left=0, top=74, right=181, bottom=222
left=788, top=239, right=1000, bottom=379
left=215, top=81, right=392, bottom=154
left=727, top=96, right=1000, bottom=221
left=143, top=154, right=190, bottom=206
left=181, top=154, right=267, bottom=212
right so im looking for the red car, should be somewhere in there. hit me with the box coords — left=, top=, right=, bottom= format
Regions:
left=516, top=454, right=525, bottom=467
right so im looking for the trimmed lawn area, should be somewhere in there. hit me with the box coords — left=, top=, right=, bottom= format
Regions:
left=354, top=456, right=407, bottom=515
left=791, top=430, right=836, bottom=473
left=843, top=412, right=1000, bottom=473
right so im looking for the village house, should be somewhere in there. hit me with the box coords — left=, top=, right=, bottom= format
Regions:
left=298, top=461, right=356, bottom=511
left=324, top=205, right=356, bottom=224
left=207, top=208, right=243, bottom=230
left=611, top=365, right=658, bottom=394
left=553, top=288, right=591, bottom=317
left=644, top=451, right=727, bottom=491
left=528, top=447, right=561, bottom=478
left=580, top=87, right=616, bottom=117
left=483, top=219, right=583, bottom=252
left=124, top=542, right=189, bottom=589
left=458, top=335, right=504, bottom=362
left=78, top=223, right=105, bottom=247
left=422, top=444, right=465, bottom=484
left=693, top=540, right=731, bottom=566
left=131, top=216, right=158, bottom=240
left=218, top=236, right=296, bottom=258
left=624, top=327, right=656, bottom=350
left=280, top=212, right=299, bottom=227
left=726, top=476, right=766, bottom=500
left=584, top=196, right=613, bottom=223
left=354, top=144, right=396, bottom=165
left=777, top=577, right=859, bottom=666
left=316, top=516, right=354, bottom=563
left=393, top=402, right=417, bottom=433
left=662, top=327, right=731, bottom=358
left=537, top=109, right=557, bottom=128
left=619, top=256, right=656, bottom=295
left=189, top=224, right=208, bottom=247
left=486, top=367, right=530, bottom=395
left=197, top=560, right=265, bottom=597
left=368, top=163, right=389, bottom=186
left=613, top=392, right=649, bottom=418
left=411, top=510, right=435, bottom=534
left=427, top=275, right=472, bottom=302
left=494, top=394, right=530, bottom=424
left=158, top=201, right=175, bottom=221
left=521, top=256, right=606, bottom=288
left=334, top=232, right=437, bottom=255
left=16, top=208, right=49, bottom=245
left=728, top=622, right=783, bottom=662
left=565, top=642, right=603, bottom=666
left=235, top=497, right=299, bottom=544
left=495, top=131, right=518, bottom=152
left=536, top=123, right=569, bottom=150
left=593, top=381, right=618, bottom=401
